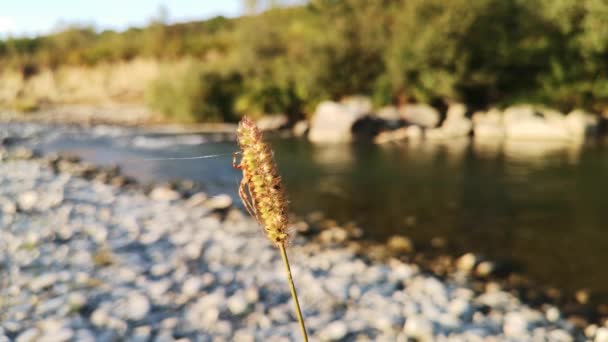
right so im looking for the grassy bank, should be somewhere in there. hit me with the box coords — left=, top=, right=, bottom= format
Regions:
left=1, top=0, right=608, bottom=121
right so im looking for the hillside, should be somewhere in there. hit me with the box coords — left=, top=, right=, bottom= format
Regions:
left=1, top=0, right=608, bottom=122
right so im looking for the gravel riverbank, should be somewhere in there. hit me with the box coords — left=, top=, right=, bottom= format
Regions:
left=0, top=152, right=593, bottom=341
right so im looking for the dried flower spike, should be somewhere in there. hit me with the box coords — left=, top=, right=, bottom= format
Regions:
left=233, top=116, right=308, bottom=341
left=234, top=116, right=290, bottom=245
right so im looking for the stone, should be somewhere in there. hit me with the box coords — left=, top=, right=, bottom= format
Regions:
left=149, top=186, right=181, bottom=201
left=256, top=114, right=289, bottom=131
left=426, top=103, right=472, bottom=140
left=132, top=326, right=151, bottom=342
left=503, top=312, right=530, bottom=337
left=39, top=329, right=74, bottom=342
left=585, top=324, right=598, bottom=339
left=318, top=227, right=349, bottom=244
left=205, top=194, right=232, bottom=210
left=233, top=330, right=256, bottom=342
left=91, top=308, right=110, bottom=327
left=376, top=106, right=402, bottom=121
left=185, top=192, right=208, bottom=207
left=319, top=321, right=348, bottom=341
left=387, top=235, right=414, bottom=254
left=292, top=120, right=309, bottom=137
left=473, top=109, right=506, bottom=139
left=30, top=273, right=58, bottom=292
left=126, top=293, right=151, bottom=321
left=148, top=280, right=171, bottom=299
left=448, top=298, right=474, bottom=319
left=456, top=253, right=478, bottom=273
left=17, top=191, right=39, bottom=212
left=15, top=328, right=39, bottom=342
left=227, top=294, right=249, bottom=315
left=11, top=147, right=37, bottom=159
left=244, top=287, right=259, bottom=303
left=374, top=126, right=421, bottom=144
left=549, top=329, right=574, bottom=342
left=399, top=104, right=440, bottom=128
left=309, top=98, right=372, bottom=143
left=474, top=122, right=505, bottom=139
left=182, top=277, right=202, bottom=297
left=596, top=328, right=608, bottom=342
left=566, top=109, right=599, bottom=138
left=67, top=293, right=87, bottom=312
left=475, top=261, right=496, bottom=277
left=1, top=199, right=17, bottom=214
left=503, top=105, right=572, bottom=141
left=403, top=316, right=434, bottom=341
left=575, top=289, right=590, bottom=304
left=544, top=306, right=560, bottom=322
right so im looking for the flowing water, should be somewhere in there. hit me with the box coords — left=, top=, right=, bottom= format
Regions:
left=25, top=124, right=608, bottom=299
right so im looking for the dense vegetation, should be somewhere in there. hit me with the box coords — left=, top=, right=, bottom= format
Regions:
left=2, top=0, right=608, bottom=122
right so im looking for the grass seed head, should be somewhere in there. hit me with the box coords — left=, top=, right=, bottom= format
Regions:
left=237, top=116, right=290, bottom=246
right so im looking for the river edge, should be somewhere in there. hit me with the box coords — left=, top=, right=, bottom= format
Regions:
left=0, top=105, right=239, bottom=134
left=0, top=127, right=604, bottom=340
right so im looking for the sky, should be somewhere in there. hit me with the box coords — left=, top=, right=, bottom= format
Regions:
left=0, top=0, right=243, bottom=37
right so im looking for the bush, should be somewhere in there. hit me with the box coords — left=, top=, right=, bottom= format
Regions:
left=145, top=62, right=242, bottom=122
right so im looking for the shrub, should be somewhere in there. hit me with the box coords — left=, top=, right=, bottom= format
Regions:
left=145, top=61, right=242, bottom=122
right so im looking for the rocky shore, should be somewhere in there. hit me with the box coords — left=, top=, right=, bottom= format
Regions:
left=299, top=98, right=605, bottom=145
left=0, top=132, right=601, bottom=340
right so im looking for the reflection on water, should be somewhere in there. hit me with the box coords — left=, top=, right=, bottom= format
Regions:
left=39, top=129, right=608, bottom=298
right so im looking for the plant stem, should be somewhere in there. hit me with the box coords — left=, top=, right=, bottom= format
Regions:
left=279, top=243, right=308, bottom=342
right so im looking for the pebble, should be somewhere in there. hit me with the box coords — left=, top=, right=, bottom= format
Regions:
left=503, top=312, right=531, bottom=337
left=403, top=316, right=434, bottom=340
left=227, top=294, right=249, bottom=315
left=17, top=191, right=39, bottom=212
left=186, top=192, right=208, bottom=207
left=2, top=199, right=17, bottom=214
left=125, top=293, right=151, bottom=321
left=39, top=329, right=74, bottom=342
left=319, top=227, right=349, bottom=244
left=15, top=328, right=39, bottom=342
left=387, top=235, right=414, bottom=254
left=456, top=253, right=478, bottom=272
left=596, top=327, right=608, bottom=342
left=91, top=308, right=110, bottom=327
left=149, top=186, right=181, bottom=201
left=30, top=273, right=58, bottom=292
left=205, top=194, right=232, bottom=210
left=320, top=321, right=349, bottom=341
left=182, top=277, right=202, bottom=297
left=545, top=306, right=561, bottom=322
left=475, top=261, right=496, bottom=277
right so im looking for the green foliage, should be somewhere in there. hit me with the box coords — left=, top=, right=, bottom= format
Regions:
left=145, top=61, right=242, bottom=123
left=3, top=0, right=608, bottom=120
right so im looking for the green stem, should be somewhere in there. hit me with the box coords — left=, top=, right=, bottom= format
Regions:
left=279, top=243, right=308, bottom=342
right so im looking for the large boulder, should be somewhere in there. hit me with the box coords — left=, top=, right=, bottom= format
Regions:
left=475, top=106, right=599, bottom=142
left=504, top=105, right=571, bottom=141
left=473, top=108, right=505, bottom=139
left=376, top=106, right=401, bottom=121
left=308, top=97, right=372, bottom=143
left=399, top=104, right=440, bottom=128
left=426, top=103, right=472, bottom=140
left=373, top=126, right=422, bottom=144
left=565, top=109, right=599, bottom=139
left=375, top=106, right=403, bottom=129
